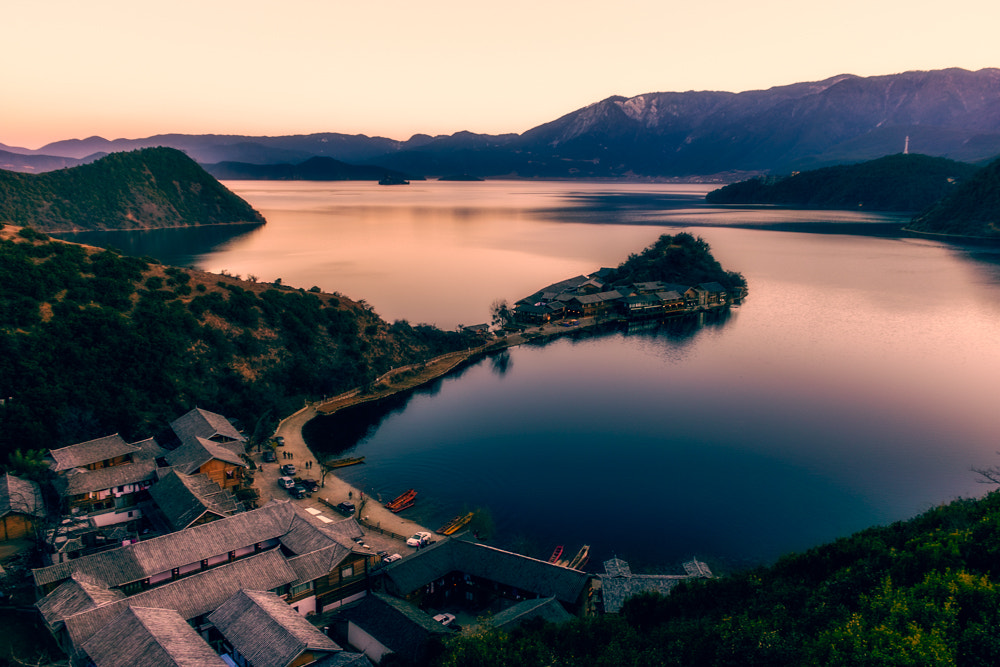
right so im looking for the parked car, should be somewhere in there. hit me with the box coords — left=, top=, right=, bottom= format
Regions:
left=300, top=479, right=319, bottom=492
left=280, top=464, right=296, bottom=476
left=277, top=476, right=295, bottom=490
left=273, top=436, right=285, bottom=446
left=289, top=484, right=307, bottom=499
left=406, top=531, right=432, bottom=547
left=433, top=613, right=456, bottom=627
left=383, top=553, right=402, bottom=563
left=336, top=501, right=356, bottom=515
left=262, top=449, right=277, bottom=463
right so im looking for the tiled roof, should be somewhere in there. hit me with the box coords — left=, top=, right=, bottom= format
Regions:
left=598, top=558, right=711, bottom=614
left=489, top=596, right=573, bottom=632
left=61, top=549, right=297, bottom=653
left=208, top=590, right=340, bottom=667
left=166, top=436, right=246, bottom=475
left=50, top=435, right=140, bottom=471
left=341, top=593, right=453, bottom=659
left=148, top=470, right=238, bottom=531
left=37, top=572, right=126, bottom=632
left=383, top=536, right=591, bottom=605
left=81, top=606, right=227, bottom=667
left=33, top=502, right=361, bottom=589
left=170, top=408, right=245, bottom=445
left=63, top=460, right=158, bottom=496
left=0, top=472, right=44, bottom=517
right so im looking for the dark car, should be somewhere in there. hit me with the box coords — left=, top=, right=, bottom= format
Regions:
left=300, top=479, right=319, bottom=492
left=273, top=436, right=285, bottom=446
left=262, top=449, right=277, bottom=463
left=336, top=501, right=356, bottom=515
left=289, top=484, right=307, bottom=499
left=280, top=464, right=296, bottom=476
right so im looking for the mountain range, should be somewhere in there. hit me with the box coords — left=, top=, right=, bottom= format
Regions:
left=5, top=67, right=1000, bottom=179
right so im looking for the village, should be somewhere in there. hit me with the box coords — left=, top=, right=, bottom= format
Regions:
left=0, top=270, right=737, bottom=667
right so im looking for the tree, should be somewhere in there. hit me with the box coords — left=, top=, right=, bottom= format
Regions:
left=490, top=298, right=514, bottom=330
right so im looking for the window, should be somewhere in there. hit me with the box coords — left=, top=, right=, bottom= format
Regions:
left=290, top=581, right=313, bottom=597
left=341, top=565, right=354, bottom=579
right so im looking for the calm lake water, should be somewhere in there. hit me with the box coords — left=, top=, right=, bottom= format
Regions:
left=58, top=181, right=1000, bottom=572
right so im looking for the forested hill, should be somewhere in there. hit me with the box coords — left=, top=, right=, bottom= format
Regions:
left=441, top=488, right=1000, bottom=666
left=705, top=154, right=981, bottom=212
left=0, top=224, right=481, bottom=457
left=0, top=147, right=265, bottom=232
left=907, top=155, right=1000, bottom=239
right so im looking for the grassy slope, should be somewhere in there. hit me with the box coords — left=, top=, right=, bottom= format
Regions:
left=0, top=147, right=265, bottom=231
left=0, top=225, right=479, bottom=455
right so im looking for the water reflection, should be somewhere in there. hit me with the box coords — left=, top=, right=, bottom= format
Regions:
left=51, top=223, right=263, bottom=268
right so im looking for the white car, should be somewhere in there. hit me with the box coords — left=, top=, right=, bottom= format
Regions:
left=383, top=553, right=402, bottom=563
left=277, top=476, right=295, bottom=489
left=406, top=531, right=432, bottom=547
left=433, top=613, right=456, bottom=627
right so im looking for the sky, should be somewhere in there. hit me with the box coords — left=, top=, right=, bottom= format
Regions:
left=3, top=0, right=998, bottom=150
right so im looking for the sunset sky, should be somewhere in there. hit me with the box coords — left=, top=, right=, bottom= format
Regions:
left=4, top=0, right=997, bottom=150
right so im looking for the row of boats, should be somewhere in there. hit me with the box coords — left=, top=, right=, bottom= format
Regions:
left=384, top=489, right=475, bottom=535
left=549, top=544, right=590, bottom=571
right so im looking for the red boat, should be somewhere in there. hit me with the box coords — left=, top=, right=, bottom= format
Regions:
left=385, top=489, right=417, bottom=511
left=548, top=545, right=564, bottom=563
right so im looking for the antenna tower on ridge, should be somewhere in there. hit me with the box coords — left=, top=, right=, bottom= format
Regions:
left=904, top=136, right=909, bottom=155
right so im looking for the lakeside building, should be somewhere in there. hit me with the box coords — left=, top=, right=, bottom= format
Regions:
left=513, top=271, right=735, bottom=327
left=33, top=500, right=376, bottom=665
left=48, top=434, right=164, bottom=529
left=0, top=472, right=44, bottom=542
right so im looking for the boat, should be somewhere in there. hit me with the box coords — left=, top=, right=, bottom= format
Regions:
left=548, top=545, right=564, bottom=563
left=378, top=174, right=410, bottom=185
left=323, top=456, right=365, bottom=468
left=567, top=545, right=590, bottom=570
left=436, top=512, right=474, bottom=535
left=385, top=489, right=417, bottom=512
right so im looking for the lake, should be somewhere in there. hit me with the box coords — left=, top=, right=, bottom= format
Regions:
left=57, top=181, right=1000, bottom=572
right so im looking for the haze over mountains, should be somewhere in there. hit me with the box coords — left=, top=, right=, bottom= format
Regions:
left=6, top=68, right=1000, bottom=178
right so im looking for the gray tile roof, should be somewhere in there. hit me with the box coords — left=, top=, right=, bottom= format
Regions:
left=341, top=592, right=453, bottom=660
left=33, top=502, right=361, bottom=590
left=698, top=282, right=727, bottom=293
left=170, top=408, right=245, bottom=445
left=37, top=572, right=126, bottom=632
left=50, top=434, right=140, bottom=471
left=0, top=472, right=44, bottom=517
left=63, top=460, right=158, bottom=496
left=166, top=436, right=246, bottom=475
left=383, top=536, right=591, bottom=605
left=208, top=590, right=340, bottom=667
left=598, top=558, right=711, bottom=614
left=61, top=549, right=297, bottom=653
left=81, top=606, right=227, bottom=667
left=489, top=596, right=573, bottom=632
left=148, top=470, right=238, bottom=531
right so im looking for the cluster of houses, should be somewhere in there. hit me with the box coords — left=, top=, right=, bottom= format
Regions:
left=0, top=407, right=713, bottom=666
left=513, top=269, right=735, bottom=325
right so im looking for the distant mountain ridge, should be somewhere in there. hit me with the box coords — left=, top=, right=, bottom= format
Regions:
left=6, top=68, right=1000, bottom=178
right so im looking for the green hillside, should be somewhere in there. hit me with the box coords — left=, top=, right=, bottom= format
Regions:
left=440, top=489, right=1000, bottom=666
left=0, top=147, right=265, bottom=231
left=0, top=225, right=480, bottom=457
left=706, top=154, right=980, bottom=212
left=907, top=156, right=1000, bottom=239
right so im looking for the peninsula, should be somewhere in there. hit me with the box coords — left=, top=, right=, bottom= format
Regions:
left=0, top=147, right=264, bottom=232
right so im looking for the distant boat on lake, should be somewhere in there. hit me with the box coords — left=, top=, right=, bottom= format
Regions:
left=378, top=174, right=410, bottom=185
